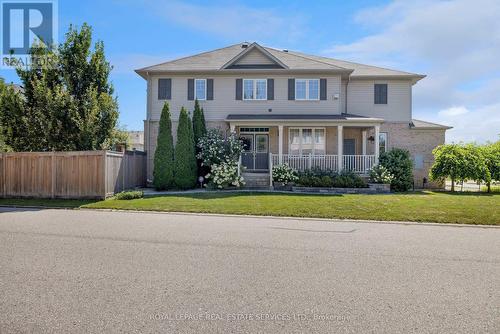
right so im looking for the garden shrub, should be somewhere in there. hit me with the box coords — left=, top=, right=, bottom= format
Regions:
left=272, top=164, right=298, bottom=185
left=174, top=107, right=197, bottom=189
left=192, top=99, right=207, bottom=178
left=153, top=102, right=175, bottom=190
left=379, top=148, right=413, bottom=192
left=197, top=129, right=244, bottom=189
left=369, top=164, right=394, bottom=184
left=114, top=190, right=144, bottom=200
left=295, top=169, right=367, bottom=188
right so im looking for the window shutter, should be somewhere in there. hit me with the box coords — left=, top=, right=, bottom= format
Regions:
left=288, top=78, right=295, bottom=100
left=187, top=79, right=194, bottom=100
left=320, top=79, right=327, bottom=100
left=374, top=84, right=388, bottom=104
left=382, top=84, right=388, bottom=104
left=158, top=78, right=171, bottom=100
left=235, top=78, right=242, bottom=100
left=207, top=79, right=214, bottom=100
left=267, top=79, right=274, bottom=100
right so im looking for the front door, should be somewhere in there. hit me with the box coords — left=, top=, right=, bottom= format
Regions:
left=240, top=133, right=269, bottom=171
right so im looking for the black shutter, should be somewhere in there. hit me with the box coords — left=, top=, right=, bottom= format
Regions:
left=267, top=79, right=274, bottom=100
left=320, top=78, right=327, bottom=100
left=187, top=79, right=194, bottom=100
left=382, top=84, right=388, bottom=104
left=207, top=79, right=214, bottom=100
left=235, top=78, right=242, bottom=100
left=158, top=78, right=171, bottom=100
left=288, top=78, right=295, bottom=100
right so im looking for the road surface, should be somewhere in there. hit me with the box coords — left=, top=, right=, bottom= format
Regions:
left=0, top=208, right=499, bottom=333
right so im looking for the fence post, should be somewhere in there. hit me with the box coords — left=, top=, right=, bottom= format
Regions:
left=103, top=151, right=108, bottom=199
left=51, top=151, right=56, bottom=198
left=1, top=153, right=4, bottom=198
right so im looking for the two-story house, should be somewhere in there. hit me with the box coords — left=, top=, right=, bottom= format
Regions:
left=136, top=42, right=450, bottom=188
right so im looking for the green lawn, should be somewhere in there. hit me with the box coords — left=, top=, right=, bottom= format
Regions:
left=80, top=191, right=500, bottom=225
left=1, top=192, right=498, bottom=225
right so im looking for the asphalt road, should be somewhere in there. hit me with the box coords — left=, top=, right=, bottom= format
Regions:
left=0, top=208, right=499, bottom=333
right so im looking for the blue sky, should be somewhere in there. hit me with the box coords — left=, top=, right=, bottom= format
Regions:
left=2, top=0, right=499, bottom=143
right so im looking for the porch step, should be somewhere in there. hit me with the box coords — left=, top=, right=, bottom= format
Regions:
left=242, top=172, right=271, bottom=188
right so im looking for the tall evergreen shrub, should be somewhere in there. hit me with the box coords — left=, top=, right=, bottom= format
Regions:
left=153, top=103, right=175, bottom=190
left=174, top=107, right=197, bottom=189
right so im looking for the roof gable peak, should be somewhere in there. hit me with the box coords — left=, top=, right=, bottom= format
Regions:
left=221, top=42, right=288, bottom=70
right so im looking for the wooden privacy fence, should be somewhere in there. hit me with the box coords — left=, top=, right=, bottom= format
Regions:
left=0, top=150, right=146, bottom=199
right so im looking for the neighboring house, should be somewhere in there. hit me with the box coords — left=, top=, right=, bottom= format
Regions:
left=127, top=131, right=144, bottom=151
left=136, top=42, right=450, bottom=188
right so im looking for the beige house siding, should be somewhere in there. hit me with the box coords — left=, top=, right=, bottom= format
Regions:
left=346, top=79, right=412, bottom=122
left=233, top=48, right=276, bottom=65
left=149, top=74, right=342, bottom=121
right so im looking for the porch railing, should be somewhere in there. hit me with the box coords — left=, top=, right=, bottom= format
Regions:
left=270, top=154, right=376, bottom=174
left=342, top=155, right=376, bottom=174
left=271, top=154, right=338, bottom=171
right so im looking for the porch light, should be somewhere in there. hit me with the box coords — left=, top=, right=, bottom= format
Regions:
left=368, top=135, right=375, bottom=142
left=268, top=108, right=272, bottom=112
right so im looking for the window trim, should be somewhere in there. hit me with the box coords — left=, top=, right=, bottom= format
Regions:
left=194, top=78, right=207, bottom=101
left=288, top=127, right=326, bottom=155
left=379, top=132, right=388, bottom=154
left=295, top=79, right=320, bottom=101
left=242, top=79, right=267, bottom=101
left=374, top=83, right=388, bottom=104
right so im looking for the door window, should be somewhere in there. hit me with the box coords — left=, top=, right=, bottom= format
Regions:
left=256, top=135, right=268, bottom=153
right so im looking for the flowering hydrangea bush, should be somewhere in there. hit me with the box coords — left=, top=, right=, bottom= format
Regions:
left=197, top=129, right=245, bottom=189
left=369, top=164, right=394, bottom=184
left=272, top=164, right=298, bottom=185
left=205, top=160, right=245, bottom=189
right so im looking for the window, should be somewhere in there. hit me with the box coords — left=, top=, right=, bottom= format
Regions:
left=379, top=132, right=387, bottom=154
left=374, top=84, right=388, bottom=104
left=195, top=79, right=206, bottom=100
left=243, top=79, right=267, bottom=100
left=295, top=79, right=320, bottom=100
left=289, top=128, right=325, bottom=155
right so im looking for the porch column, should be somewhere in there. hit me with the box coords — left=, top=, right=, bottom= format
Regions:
left=278, top=125, right=283, bottom=164
left=230, top=123, right=236, bottom=132
left=374, top=125, right=380, bottom=164
left=337, top=125, right=343, bottom=172
left=362, top=130, right=367, bottom=155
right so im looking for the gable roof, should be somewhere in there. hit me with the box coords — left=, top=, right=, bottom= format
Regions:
left=221, top=43, right=288, bottom=69
left=135, top=42, right=424, bottom=82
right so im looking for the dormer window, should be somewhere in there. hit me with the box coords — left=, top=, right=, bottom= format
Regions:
left=243, top=79, right=267, bottom=100
left=295, top=79, right=319, bottom=100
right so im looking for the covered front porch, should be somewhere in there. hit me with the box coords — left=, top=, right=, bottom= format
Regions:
left=227, top=114, right=384, bottom=175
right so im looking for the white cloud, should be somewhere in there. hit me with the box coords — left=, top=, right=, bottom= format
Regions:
left=147, top=0, right=306, bottom=42
left=430, top=105, right=500, bottom=143
left=438, top=106, right=469, bottom=117
left=325, top=0, right=500, bottom=143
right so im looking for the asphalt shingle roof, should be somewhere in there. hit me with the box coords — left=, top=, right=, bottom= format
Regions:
left=136, top=42, right=424, bottom=79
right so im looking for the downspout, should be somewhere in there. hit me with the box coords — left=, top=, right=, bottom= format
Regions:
left=344, top=75, right=350, bottom=115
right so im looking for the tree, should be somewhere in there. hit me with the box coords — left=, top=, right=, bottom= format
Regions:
left=461, top=143, right=490, bottom=187
left=1, top=23, right=119, bottom=151
left=430, top=144, right=466, bottom=191
left=153, top=103, right=175, bottom=190
left=482, top=140, right=500, bottom=193
left=174, top=107, right=197, bottom=189
left=379, top=148, right=414, bottom=192
left=192, top=99, right=207, bottom=177
left=192, top=99, right=206, bottom=146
